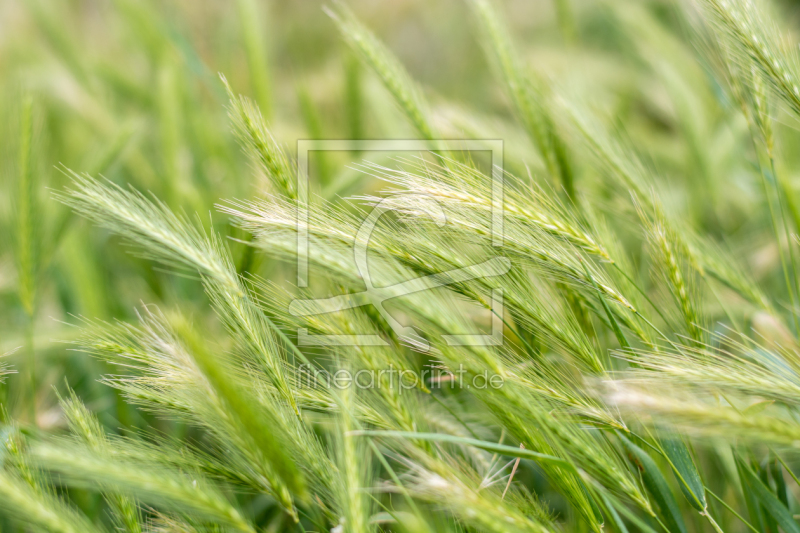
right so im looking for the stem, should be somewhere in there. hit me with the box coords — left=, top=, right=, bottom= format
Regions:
left=773, top=452, right=800, bottom=488
left=706, top=487, right=759, bottom=533
left=702, top=510, right=725, bottom=533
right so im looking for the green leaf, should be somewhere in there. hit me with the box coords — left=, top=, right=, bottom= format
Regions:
left=770, top=456, right=790, bottom=507
left=737, top=457, right=766, bottom=533
left=581, top=481, right=606, bottom=530
left=659, top=437, right=706, bottom=512
left=759, top=460, right=779, bottom=533
left=735, top=452, right=800, bottom=533
left=619, top=435, right=687, bottom=533
left=598, top=492, right=630, bottom=533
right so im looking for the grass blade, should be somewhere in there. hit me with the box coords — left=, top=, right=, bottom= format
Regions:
left=619, top=434, right=686, bottom=533
left=735, top=452, right=800, bottom=533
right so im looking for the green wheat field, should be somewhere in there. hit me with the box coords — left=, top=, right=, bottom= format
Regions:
left=7, top=0, right=800, bottom=531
